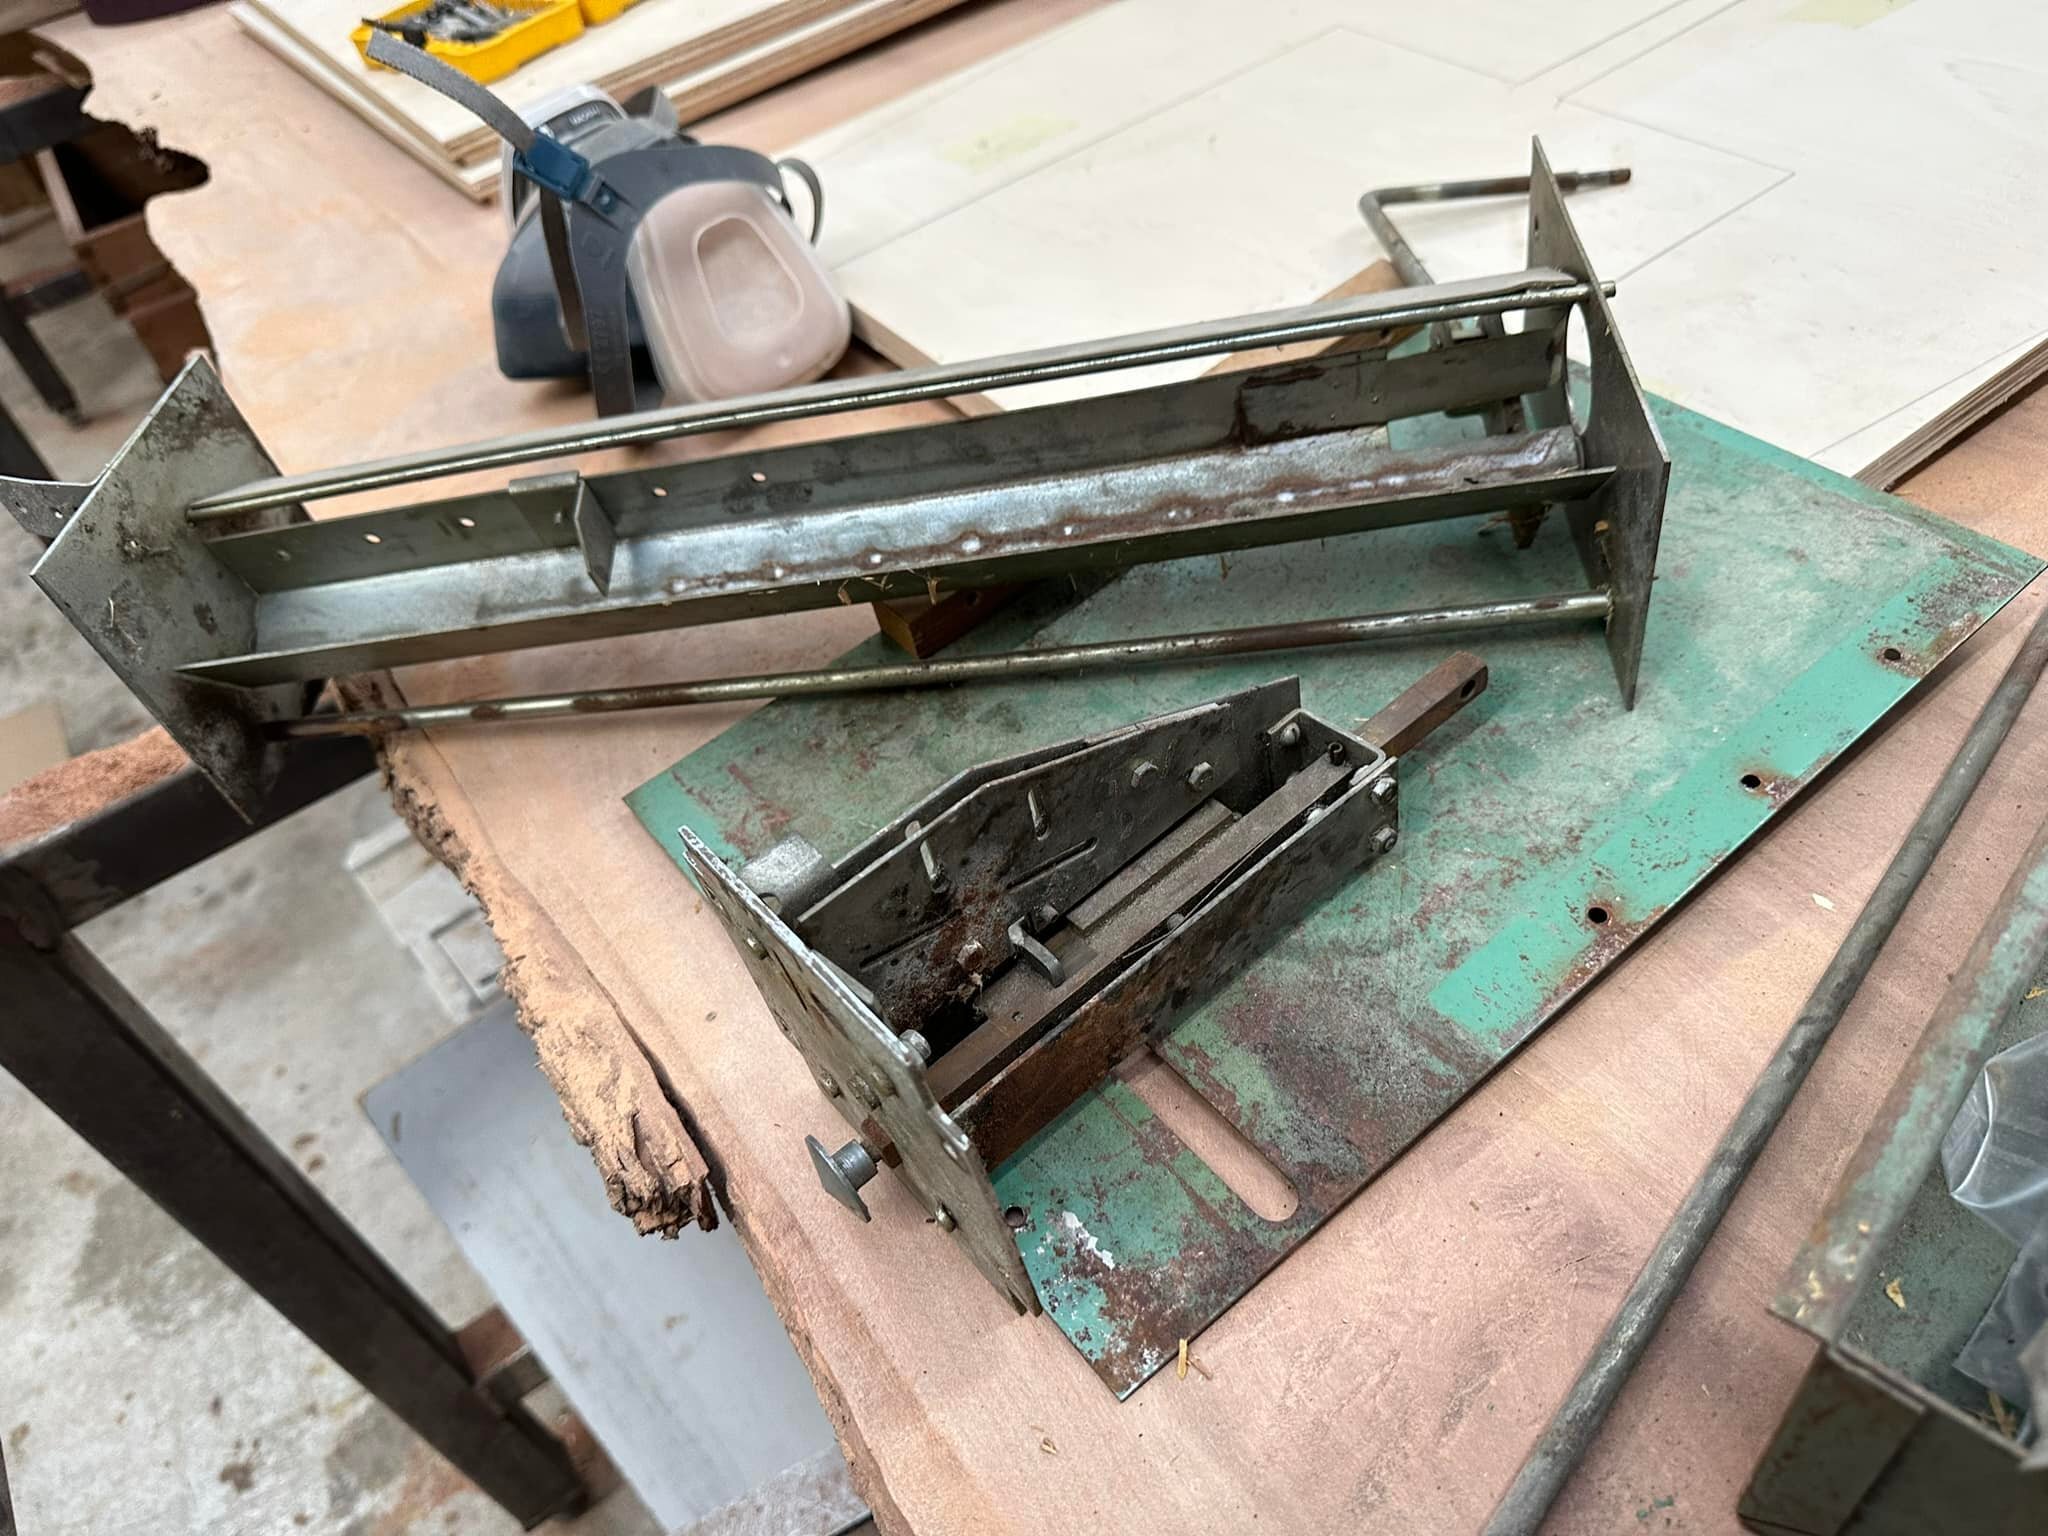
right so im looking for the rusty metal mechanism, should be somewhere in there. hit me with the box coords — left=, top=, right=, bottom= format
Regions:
left=3, top=140, right=1662, bottom=821
left=677, top=656, right=1487, bottom=1315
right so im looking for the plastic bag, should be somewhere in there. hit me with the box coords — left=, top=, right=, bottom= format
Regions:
left=1943, top=1026, right=2048, bottom=1423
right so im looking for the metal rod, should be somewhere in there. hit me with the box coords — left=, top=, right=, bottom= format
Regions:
left=1358, top=168, right=1630, bottom=347
left=187, top=274, right=1611, bottom=518
left=1482, top=597, right=2048, bottom=1536
left=271, top=590, right=1611, bottom=739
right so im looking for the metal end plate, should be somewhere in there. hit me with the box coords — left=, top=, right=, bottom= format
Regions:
left=1525, top=136, right=1670, bottom=709
left=29, top=358, right=306, bottom=817
left=679, top=827, right=1040, bottom=1316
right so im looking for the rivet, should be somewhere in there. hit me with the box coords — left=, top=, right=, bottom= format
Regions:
left=1277, top=722, right=1302, bottom=748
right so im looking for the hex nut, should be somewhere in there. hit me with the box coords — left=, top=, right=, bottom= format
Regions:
left=1129, top=759, right=1161, bottom=790
left=1186, top=760, right=1216, bottom=792
left=1369, top=776, right=1398, bottom=806
left=956, top=940, right=987, bottom=972
left=1371, top=826, right=1399, bottom=856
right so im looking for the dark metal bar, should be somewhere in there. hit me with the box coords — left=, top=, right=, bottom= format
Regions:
left=185, top=272, right=1609, bottom=517
left=269, top=592, right=1604, bottom=740
left=0, top=288, right=81, bottom=425
left=1481, top=598, right=2048, bottom=1536
left=0, top=926, right=587, bottom=1528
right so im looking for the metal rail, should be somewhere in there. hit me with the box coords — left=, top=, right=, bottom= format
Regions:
left=272, top=591, right=1608, bottom=738
left=1481, top=599, right=2048, bottom=1535
left=184, top=271, right=1610, bottom=517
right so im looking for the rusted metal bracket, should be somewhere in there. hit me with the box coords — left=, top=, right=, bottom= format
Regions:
left=678, top=658, right=1487, bottom=1317
left=3, top=141, right=1662, bottom=820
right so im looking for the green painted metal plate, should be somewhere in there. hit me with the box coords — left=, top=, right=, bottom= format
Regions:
left=627, top=394, right=2039, bottom=1397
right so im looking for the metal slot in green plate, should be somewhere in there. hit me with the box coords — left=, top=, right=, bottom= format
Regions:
left=628, top=394, right=2039, bottom=1398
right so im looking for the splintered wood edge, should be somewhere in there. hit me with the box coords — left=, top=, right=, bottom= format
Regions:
left=362, top=678, right=716, bottom=1238
left=368, top=691, right=914, bottom=1533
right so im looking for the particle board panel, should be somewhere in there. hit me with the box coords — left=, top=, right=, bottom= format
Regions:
left=822, top=24, right=1778, bottom=412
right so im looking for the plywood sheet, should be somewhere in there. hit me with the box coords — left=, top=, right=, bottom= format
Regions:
left=822, top=22, right=1777, bottom=411
left=245, top=0, right=828, bottom=160
left=795, top=0, right=2048, bottom=470
left=232, top=0, right=964, bottom=200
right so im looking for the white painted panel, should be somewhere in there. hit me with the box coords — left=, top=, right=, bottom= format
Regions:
left=831, top=26, right=1777, bottom=411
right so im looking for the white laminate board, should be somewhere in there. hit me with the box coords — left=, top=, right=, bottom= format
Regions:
left=1340, top=0, right=1708, bottom=84
left=829, top=25, right=1779, bottom=411
left=797, top=0, right=1351, bottom=267
left=798, top=0, right=2048, bottom=471
left=1564, top=0, right=2048, bottom=467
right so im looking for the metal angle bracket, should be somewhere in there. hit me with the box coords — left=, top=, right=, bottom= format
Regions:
left=23, top=357, right=312, bottom=816
left=679, top=668, right=1479, bottom=1317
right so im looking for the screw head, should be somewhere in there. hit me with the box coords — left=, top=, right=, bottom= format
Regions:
left=1129, top=759, right=1160, bottom=790
left=1186, top=760, right=1216, bottom=792
left=1369, top=775, right=1398, bottom=806
left=1371, top=826, right=1399, bottom=856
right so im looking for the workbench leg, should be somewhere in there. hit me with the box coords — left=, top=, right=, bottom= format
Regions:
left=0, top=290, right=79, bottom=425
left=0, top=921, right=590, bottom=1529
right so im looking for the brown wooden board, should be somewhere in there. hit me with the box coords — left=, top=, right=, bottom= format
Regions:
left=42, top=3, right=2048, bottom=1529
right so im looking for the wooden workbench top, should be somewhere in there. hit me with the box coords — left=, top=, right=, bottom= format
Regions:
left=45, top=5, right=2048, bottom=1530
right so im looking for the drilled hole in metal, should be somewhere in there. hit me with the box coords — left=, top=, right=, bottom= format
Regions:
left=1740, top=773, right=1762, bottom=790
left=1587, top=905, right=1610, bottom=925
left=1881, top=646, right=1903, bottom=662
left=1003, top=1205, right=1028, bottom=1230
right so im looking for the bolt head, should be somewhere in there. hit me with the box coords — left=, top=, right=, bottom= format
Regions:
left=1369, top=775, right=1398, bottom=806
left=1129, top=759, right=1160, bottom=790
left=818, top=1071, right=841, bottom=1097
left=851, top=1074, right=881, bottom=1110
left=1186, top=761, right=1216, bottom=792
left=1371, top=826, right=1399, bottom=856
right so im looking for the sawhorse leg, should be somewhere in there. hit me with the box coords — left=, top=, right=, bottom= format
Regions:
left=0, top=739, right=591, bottom=1528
